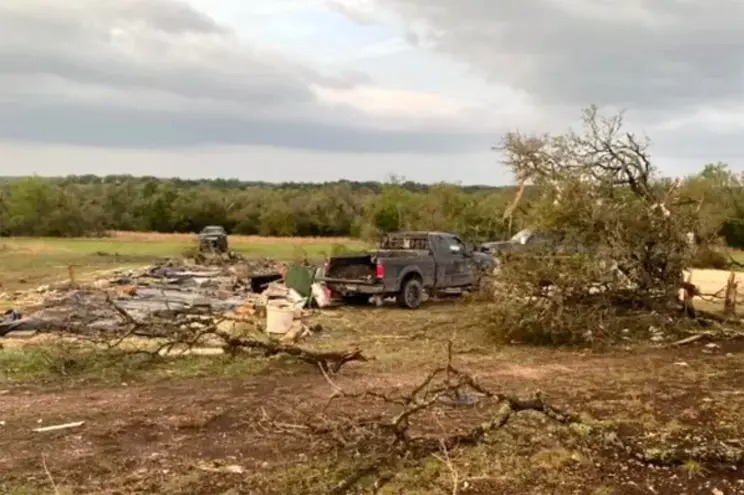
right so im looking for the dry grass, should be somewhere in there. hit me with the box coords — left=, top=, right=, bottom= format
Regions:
left=1, top=302, right=742, bottom=494
left=1, top=245, right=743, bottom=494
left=108, top=231, right=358, bottom=245
left=0, top=234, right=369, bottom=292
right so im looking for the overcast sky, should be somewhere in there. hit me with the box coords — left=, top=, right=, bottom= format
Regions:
left=2, top=0, right=743, bottom=184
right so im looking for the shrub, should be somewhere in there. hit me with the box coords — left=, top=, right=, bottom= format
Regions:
left=690, top=246, right=729, bottom=269
left=181, top=243, right=200, bottom=259
left=721, top=219, right=744, bottom=249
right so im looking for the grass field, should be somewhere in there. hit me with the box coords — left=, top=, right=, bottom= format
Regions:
left=0, top=234, right=742, bottom=494
left=0, top=233, right=368, bottom=295
left=1, top=304, right=742, bottom=494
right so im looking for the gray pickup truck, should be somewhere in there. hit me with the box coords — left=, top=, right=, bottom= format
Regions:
left=321, top=231, right=494, bottom=309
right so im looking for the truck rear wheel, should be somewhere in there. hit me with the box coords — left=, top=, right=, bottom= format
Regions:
left=397, top=278, right=423, bottom=309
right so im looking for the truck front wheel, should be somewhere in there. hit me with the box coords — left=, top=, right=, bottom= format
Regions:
left=397, top=278, right=423, bottom=309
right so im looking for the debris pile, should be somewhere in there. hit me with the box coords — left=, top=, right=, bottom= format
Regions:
left=0, top=258, right=327, bottom=341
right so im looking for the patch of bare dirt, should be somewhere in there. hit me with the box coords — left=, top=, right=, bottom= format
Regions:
left=0, top=336, right=742, bottom=494
left=1, top=298, right=742, bottom=494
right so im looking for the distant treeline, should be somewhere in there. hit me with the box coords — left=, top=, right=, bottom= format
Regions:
left=1, top=166, right=743, bottom=246
left=0, top=175, right=528, bottom=240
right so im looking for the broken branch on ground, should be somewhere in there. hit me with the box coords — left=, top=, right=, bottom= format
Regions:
left=22, top=279, right=369, bottom=375
left=265, top=342, right=744, bottom=493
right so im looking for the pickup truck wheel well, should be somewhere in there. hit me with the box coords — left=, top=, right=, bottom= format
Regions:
left=399, top=272, right=422, bottom=288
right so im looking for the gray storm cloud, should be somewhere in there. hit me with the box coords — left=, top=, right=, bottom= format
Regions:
left=1, top=0, right=744, bottom=171
left=0, top=0, right=488, bottom=152
left=376, top=0, right=744, bottom=110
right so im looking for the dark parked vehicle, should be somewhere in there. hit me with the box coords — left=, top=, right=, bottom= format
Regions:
left=480, top=228, right=554, bottom=255
left=321, top=231, right=494, bottom=309
left=198, top=225, right=228, bottom=253
left=479, top=228, right=585, bottom=256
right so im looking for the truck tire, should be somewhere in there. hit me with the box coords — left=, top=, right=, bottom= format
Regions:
left=397, top=277, right=423, bottom=309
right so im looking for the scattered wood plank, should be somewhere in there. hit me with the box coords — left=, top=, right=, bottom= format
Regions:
left=670, top=334, right=706, bottom=347
left=33, top=421, right=85, bottom=433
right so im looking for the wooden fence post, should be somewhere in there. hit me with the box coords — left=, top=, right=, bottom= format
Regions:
left=724, top=271, right=738, bottom=317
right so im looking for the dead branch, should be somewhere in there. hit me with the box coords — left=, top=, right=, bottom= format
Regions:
left=272, top=342, right=744, bottom=493
left=670, top=334, right=707, bottom=346
left=42, top=453, right=60, bottom=495
left=215, top=330, right=367, bottom=373
left=48, top=290, right=372, bottom=374
left=433, top=437, right=460, bottom=495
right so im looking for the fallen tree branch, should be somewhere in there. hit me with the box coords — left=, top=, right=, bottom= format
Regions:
left=215, top=330, right=367, bottom=373
left=73, top=291, right=370, bottom=374
left=42, top=454, right=60, bottom=495
left=273, top=341, right=744, bottom=493
left=671, top=334, right=707, bottom=346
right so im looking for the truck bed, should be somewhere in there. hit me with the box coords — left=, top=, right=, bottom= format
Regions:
left=324, top=254, right=376, bottom=281
left=324, top=250, right=429, bottom=283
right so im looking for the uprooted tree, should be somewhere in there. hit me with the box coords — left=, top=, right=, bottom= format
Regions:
left=491, top=106, right=702, bottom=344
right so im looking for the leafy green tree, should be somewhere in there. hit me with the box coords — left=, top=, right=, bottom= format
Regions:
left=680, top=162, right=744, bottom=247
left=258, top=201, right=297, bottom=236
left=0, top=170, right=731, bottom=247
left=3, top=178, right=56, bottom=236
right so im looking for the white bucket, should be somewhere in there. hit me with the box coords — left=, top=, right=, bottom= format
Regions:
left=266, top=303, right=295, bottom=335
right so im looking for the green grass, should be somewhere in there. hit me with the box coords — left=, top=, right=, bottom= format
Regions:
left=729, top=250, right=744, bottom=267
left=0, top=345, right=280, bottom=384
left=0, top=484, right=71, bottom=495
left=0, top=236, right=368, bottom=259
left=0, top=235, right=369, bottom=292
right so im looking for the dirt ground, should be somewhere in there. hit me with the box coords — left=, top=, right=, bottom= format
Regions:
left=687, top=268, right=744, bottom=297
left=1, top=302, right=743, bottom=495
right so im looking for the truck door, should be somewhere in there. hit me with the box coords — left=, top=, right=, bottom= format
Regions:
left=433, top=235, right=467, bottom=287
left=451, top=236, right=474, bottom=286
left=428, top=234, right=452, bottom=289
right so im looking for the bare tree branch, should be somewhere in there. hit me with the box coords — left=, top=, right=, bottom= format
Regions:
left=272, top=342, right=744, bottom=493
